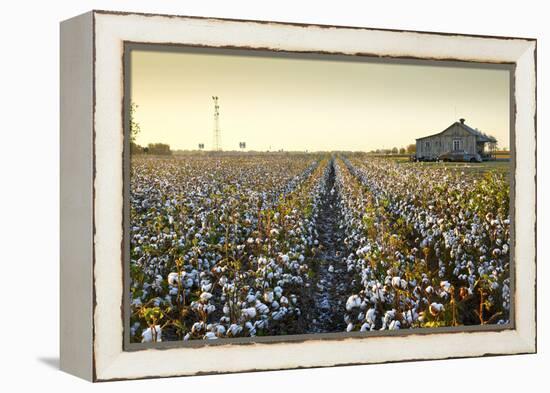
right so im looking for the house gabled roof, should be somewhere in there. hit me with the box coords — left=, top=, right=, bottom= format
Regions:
left=416, top=120, right=497, bottom=143
left=460, top=122, right=497, bottom=143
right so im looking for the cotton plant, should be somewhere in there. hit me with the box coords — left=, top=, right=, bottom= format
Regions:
left=129, top=153, right=510, bottom=342
left=130, top=155, right=330, bottom=341
left=335, top=156, right=510, bottom=332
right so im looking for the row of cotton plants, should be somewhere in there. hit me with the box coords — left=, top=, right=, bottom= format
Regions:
left=334, top=156, right=510, bottom=332
left=130, top=154, right=330, bottom=342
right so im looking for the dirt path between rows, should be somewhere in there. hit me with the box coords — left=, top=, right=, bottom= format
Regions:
left=307, top=159, right=348, bottom=333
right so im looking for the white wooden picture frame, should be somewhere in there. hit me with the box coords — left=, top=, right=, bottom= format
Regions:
left=60, top=10, right=536, bottom=382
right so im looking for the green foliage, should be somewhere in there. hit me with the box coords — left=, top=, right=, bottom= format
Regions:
left=129, top=102, right=141, bottom=144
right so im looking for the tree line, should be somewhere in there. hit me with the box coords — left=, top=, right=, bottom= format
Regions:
left=369, top=144, right=416, bottom=155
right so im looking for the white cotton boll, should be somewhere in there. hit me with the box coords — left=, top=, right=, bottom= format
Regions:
left=264, top=291, right=274, bottom=303
left=271, top=300, right=280, bottom=310
left=242, top=307, right=257, bottom=319
left=216, top=325, right=226, bottom=335
left=425, top=286, right=434, bottom=294
left=346, top=295, right=361, bottom=311
left=183, top=333, right=190, bottom=341
left=391, top=276, right=401, bottom=289
left=272, top=307, right=288, bottom=321
left=245, top=321, right=256, bottom=336
left=429, top=302, right=445, bottom=316
left=192, top=322, right=204, bottom=334
left=400, top=279, right=408, bottom=290
left=167, top=272, right=181, bottom=286
left=440, top=281, right=451, bottom=292
left=346, top=323, right=354, bottom=332
left=366, top=308, right=376, bottom=325
left=246, top=293, right=256, bottom=303
left=255, top=301, right=269, bottom=314
left=328, top=265, right=335, bottom=273
left=360, top=322, right=370, bottom=332
left=389, top=320, right=401, bottom=330
left=131, top=321, right=140, bottom=335
left=254, top=319, right=268, bottom=330
left=223, top=304, right=230, bottom=315
left=201, top=282, right=213, bottom=292
left=228, top=324, right=243, bottom=336
left=355, top=245, right=370, bottom=257
left=403, top=310, right=416, bottom=324
left=204, top=332, right=218, bottom=340
left=200, top=292, right=213, bottom=301
left=220, top=316, right=230, bottom=324
left=280, top=296, right=289, bottom=306
left=289, top=294, right=298, bottom=305
left=274, top=286, right=283, bottom=298
left=184, top=278, right=194, bottom=288
left=141, top=325, right=162, bottom=343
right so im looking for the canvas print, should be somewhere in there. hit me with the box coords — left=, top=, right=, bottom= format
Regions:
left=126, top=47, right=512, bottom=344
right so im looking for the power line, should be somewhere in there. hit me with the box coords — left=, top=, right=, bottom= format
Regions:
left=212, top=96, right=221, bottom=151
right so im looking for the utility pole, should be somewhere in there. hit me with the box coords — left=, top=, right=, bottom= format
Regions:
left=212, top=96, right=221, bottom=151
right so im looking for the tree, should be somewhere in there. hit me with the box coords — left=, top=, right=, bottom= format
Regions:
left=130, top=102, right=143, bottom=154
left=391, top=147, right=398, bottom=154
left=148, top=143, right=172, bottom=155
left=130, top=102, right=141, bottom=143
left=406, top=144, right=416, bottom=154
left=399, top=147, right=406, bottom=154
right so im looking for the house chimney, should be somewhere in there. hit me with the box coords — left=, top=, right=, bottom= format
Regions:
left=459, top=118, right=465, bottom=124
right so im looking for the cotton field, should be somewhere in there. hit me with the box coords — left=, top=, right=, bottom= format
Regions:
left=129, top=153, right=511, bottom=342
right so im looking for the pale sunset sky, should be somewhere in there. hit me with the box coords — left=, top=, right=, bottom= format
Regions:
left=130, top=48, right=510, bottom=152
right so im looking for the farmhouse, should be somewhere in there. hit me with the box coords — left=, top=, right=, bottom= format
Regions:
left=415, top=118, right=497, bottom=161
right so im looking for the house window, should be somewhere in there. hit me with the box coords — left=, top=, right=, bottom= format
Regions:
left=453, top=139, right=461, bottom=151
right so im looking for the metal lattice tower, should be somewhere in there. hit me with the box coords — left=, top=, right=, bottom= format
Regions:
left=212, top=96, right=221, bottom=151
